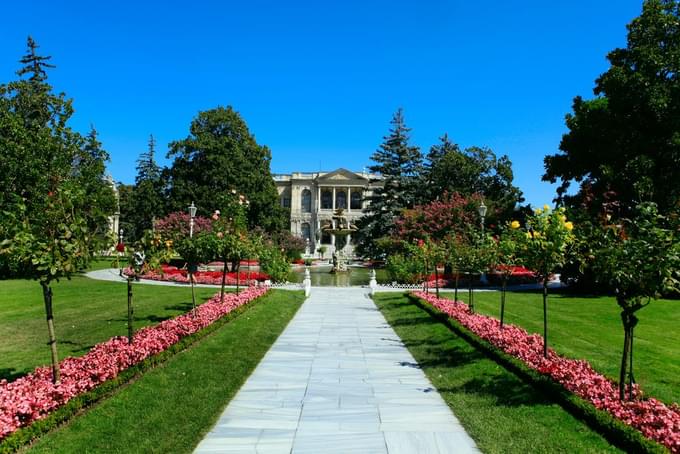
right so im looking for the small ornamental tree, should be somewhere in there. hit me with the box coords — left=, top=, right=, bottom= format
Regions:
left=154, top=211, right=212, bottom=244
left=496, top=220, right=524, bottom=328
left=457, top=232, right=497, bottom=314
left=0, top=190, right=91, bottom=383
left=443, top=234, right=467, bottom=302
left=518, top=205, right=575, bottom=357
left=590, top=202, right=679, bottom=400
left=175, top=232, right=212, bottom=310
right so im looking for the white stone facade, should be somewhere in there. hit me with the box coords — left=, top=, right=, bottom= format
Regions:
left=273, top=168, right=381, bottom=258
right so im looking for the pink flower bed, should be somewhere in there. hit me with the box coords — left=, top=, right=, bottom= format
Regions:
left=0, top=286, right=269, bottom=441
left=413, top=291, right=680, bottom=452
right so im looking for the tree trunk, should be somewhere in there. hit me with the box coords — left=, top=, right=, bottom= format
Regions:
left=542, top=278, right=549, bottom=358
left=468, top=273, right=474, bottom=313
left=618, top=298, right=640, bottom=401
left=189, top=271, right=196, bottom=311
left=434, top=264, right=440, bottom=298
left=127, top=278, right=134, bottom=343
left=500, top=276, right=507, bottom=328
left=454, top=272, right=459, bottom=302
left=41, top=282, right=60, bottom=383
left=220, top=258, right=227, bottom=303
left=423, top=259, right=428, bottom=293
left=235, top=262, right=241, bottom=295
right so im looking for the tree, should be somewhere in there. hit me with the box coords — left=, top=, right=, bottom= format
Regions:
left=166, top=106, right=286, bottom=232
left=544, top=0, right=680, bottom=216
left=426, top=137, right=523, bottom=220
left=356, top=108, right=423, bottom=258
left=590, top=203, right=679, bottom=400
left=495, top=220, right=524, bottom=327
left=0, top=37, right=111, bottom=382
left=126, top=135, right=164, bottom=241
left=517, top=206, right=575, bottom=357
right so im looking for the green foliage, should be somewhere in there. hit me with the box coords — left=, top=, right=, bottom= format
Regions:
left=385, top=252, right=424, bottom=284
left=518, top=206, right=575, bottom=280
left=591, top=203, right=680, bottom=300
left=316, top=245, right=327, bottom=259
left=544, top=0, right=680, bottom=215
left=425, top=135, right=524, bottom=218
left=166, top=106, right=286, bottom=232
left=123, top=135, right=165, bottom=242
left=258, top=244, right=290, bottom=283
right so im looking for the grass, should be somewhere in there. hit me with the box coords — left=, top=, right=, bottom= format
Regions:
left=0, top=275, right=219, bottom=381
left=446, top=289, right=679, bottom=405
left=24, top=290, right=305, bottom=454
left=373, top=292, right=622, bottom=453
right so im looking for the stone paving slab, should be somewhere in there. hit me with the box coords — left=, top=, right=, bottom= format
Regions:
left=194, top=287, right=478, bottom=454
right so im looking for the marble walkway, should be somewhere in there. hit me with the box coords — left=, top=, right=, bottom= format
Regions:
left=194, top=287, right=478, bottom=454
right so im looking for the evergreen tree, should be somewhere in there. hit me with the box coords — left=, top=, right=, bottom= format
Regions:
left=166, top=106, right=286, bottom=231
left=126, top=134, right=164, bottom=240
left=423, top=134, right=460, bottom=201
left=356, top=108, right=423, bottom=258
left=75, top=126, right=117, bottom=244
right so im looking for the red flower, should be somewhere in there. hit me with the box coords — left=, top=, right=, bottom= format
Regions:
left=115, top=243, right=125, bottom=252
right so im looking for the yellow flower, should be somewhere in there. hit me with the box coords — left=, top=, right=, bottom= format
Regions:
left=165, top=240, right=173, bottom=248
left=564, top=221, right=574, bottom=231
left=535, top=208, right=542, bottom=214
left=526, top=232, right=532, bottom=239
left=510, top=220, right=520, bottom=229
left=543, top=204, right=550, bottom=211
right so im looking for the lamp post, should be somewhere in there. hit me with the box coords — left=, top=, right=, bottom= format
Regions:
left=478, top=200, right=488, bottom=286
left=188, top=202, right=197, bottom=238
left=118, top=228, right=124, bottom=276
left=478, top=200, right=487, bottom=235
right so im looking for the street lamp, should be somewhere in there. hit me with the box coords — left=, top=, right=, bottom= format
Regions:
left=478, top=200, right=488, bottom=286
left=118, top=228, right=124, bottom=277
left=188, top=202, right=197, bottom=238
left=478, top=201, right=487, bottom=235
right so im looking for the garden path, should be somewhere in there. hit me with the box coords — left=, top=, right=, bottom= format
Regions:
left=194, top=287, right=478, bottom=454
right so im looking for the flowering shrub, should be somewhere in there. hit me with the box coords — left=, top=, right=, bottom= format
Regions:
left=413, top=291, right=680, bottom=452
left=153, top=212, right=212, bottom=243
left=0, top=286, right=268, bottom=441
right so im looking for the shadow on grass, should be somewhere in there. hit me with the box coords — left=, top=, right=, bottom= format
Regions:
left=0, top=367, right=29, bottom=382
left=61, top=339, right=95, bottom=354
left=437, top=374, right=552, bottom=408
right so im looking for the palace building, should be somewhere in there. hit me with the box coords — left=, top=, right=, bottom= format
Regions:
left=273, top=168, right=382, bottom=257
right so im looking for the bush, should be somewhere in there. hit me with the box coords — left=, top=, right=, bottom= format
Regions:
left=385, top=253, right=423, bottom=284
left=259, top=246, right=290, bottom=283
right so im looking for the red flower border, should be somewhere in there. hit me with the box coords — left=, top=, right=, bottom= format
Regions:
left=413, top=291, right=680, bottom=452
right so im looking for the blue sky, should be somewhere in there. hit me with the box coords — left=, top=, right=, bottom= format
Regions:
left=1, top=1, right=643, bottom=207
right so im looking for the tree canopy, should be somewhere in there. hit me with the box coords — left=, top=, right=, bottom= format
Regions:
left=544, top=0, right=680, bottom=215
left=165, top=106, right=286, bottom=232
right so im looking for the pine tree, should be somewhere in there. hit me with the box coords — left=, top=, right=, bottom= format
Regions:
left=423, top=134, right=460, bottom=200
left=356, top=109, right=423, bottom=258
left=126, top=134, right=165, bottom=240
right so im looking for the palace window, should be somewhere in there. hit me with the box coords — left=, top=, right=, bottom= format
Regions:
left=301, top=222, right=311, bottom=241
left=350, top=190, right=362, bottom=210
left=321, top=190, right=333, bottom=209
left=336, top=190, right=347, bottom=209
left=301, top=189, right=311, bottom=213
left=281, top=196, right=291, bottom=208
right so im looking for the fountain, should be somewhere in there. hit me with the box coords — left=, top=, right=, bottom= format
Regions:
left=321, top=208, right=358, bottom=273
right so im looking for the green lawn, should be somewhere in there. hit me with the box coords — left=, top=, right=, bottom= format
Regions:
left=0, top=275, right=218, bottom=381
left=373, top=293, right=622, bottom=453
left=446, top=289, right=679, bottom=405
left=25, top=290, right=305, bottom=454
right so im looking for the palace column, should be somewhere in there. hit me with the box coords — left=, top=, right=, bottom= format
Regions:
left=347, top=186, right=351, bottom=212
left=332, top=187, right=336, bottom=210
left=317, top=186, right=321, bottom=211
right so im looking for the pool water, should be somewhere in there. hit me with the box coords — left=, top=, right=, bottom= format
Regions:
left=288, top=266, right=390, bottom=287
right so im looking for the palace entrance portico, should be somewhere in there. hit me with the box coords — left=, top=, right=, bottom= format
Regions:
left=273, top=168, right=382, bottom=258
